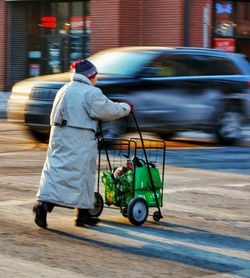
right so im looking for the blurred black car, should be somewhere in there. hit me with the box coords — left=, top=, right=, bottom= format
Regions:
left=8, top=47, right=250, bottom=144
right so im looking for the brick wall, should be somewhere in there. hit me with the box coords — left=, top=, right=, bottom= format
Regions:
left=90, top=0, right=121, bottom=54
left=190, top=0, right=213, bottom=47
left=142, top=0, right=184, bottom=47
left=90, top=0, right=184, bottom=53
left=0, top=0, right=7, bottom=91
left=120, top=0, right=142, bottom=46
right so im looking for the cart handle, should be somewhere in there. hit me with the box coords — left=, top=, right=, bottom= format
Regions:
left=131, top=111, right=163, bottom=219
left=98, top=121, right=112, bottom=172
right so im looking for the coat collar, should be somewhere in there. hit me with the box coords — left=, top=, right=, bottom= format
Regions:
left=71, top=73, right=92, bottom=86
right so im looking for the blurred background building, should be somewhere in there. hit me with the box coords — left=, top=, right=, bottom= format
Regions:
left=0, top=0, right=249, bottom=91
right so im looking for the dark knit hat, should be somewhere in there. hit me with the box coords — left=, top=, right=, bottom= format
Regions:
left=70, top=59, right=98, bottom=79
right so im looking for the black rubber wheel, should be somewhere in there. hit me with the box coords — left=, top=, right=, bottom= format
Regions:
left=216, top=111, right=244, bottom=145
left=158, top=131, right=176, bottom=141
left=29, top=129, right=49, bottom=143
left=153, top=211, right=162, bottom=222
left=127, top=197, right=148, bottom=226
left=88, top=192, right=104, bottom=217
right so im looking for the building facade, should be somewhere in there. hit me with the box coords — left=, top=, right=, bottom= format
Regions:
left=0, top=0, right=249, bottom=91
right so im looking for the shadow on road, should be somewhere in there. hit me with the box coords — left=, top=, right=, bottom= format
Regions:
left=48, top=219, right=250, bottom=277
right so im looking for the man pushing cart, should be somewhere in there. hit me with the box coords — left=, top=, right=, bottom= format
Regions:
left=33, top=59, right=166, bottom=229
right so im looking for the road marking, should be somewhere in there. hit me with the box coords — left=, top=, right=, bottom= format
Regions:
left=164, top=184, right=249, bottom=194
left=221, top=183, right=250, bottom=187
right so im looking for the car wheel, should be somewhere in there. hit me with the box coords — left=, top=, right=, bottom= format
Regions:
left=158, top=131, right=176, bottom=141
left=30, top=129, right=49, bottom=143
left=216, top=111, right=244, bottom=145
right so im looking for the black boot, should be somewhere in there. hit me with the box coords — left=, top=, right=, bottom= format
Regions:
left=45, top=202, right=54, bottom=213
left=74, top=209, right=100, bottom=226
left=33, top=201, right=52, bottom=228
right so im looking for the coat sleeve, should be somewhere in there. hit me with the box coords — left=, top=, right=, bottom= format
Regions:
left=85, top=87, right=131, bottom=121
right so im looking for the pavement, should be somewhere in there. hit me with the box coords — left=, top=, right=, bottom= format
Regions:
left=0, top=92, right=10, bottom=119
left=0, top=124, right=249, bottom=278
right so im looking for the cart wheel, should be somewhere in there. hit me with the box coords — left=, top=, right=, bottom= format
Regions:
left=127, top=197, right=148, bottom=226
left=88, top=192, right=104, bottom=217
left=121, top=208, right=128, bottom=218
left=153, top=211, right=162, bottom=222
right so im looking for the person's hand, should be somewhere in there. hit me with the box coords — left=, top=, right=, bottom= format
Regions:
left=127, top=103, right=135, bottom=111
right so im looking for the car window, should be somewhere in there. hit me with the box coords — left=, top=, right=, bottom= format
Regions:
left=146, top=54, right=241, bottom=77
left=88, top=51, right=156, bottom=76
left=233, top=54, right=250, bottom=75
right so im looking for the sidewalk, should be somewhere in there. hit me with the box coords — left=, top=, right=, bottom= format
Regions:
left=0, top=92, right=10, bottom=119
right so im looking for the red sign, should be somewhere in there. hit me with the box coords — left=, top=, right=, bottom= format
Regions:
left=214, top=38, right=235, bottom=53
left=71, top=16, right=84, bottom=29
left=70, top=16, right=91, bottom=29
left=41, top=17, right=56, bottom=28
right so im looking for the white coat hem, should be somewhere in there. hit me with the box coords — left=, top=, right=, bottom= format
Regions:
left=37, top=198, right=94, bottom=209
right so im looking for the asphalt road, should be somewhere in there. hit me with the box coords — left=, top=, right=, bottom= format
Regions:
left=0, top=121, right=249, bottom=278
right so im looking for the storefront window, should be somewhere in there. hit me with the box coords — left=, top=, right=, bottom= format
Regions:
left=214, top=1, right=234, bottom=37
left=27, top=1, right=90, bottom=77
left=69, top=2, right=86, bottom=64
left=237, top=2, right=250, bottom=36
left=213, top=1, right=250, bottom=60
left=27, top=2, right=43, bottom=77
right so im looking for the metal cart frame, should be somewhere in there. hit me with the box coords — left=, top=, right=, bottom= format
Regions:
left=89, top=112, right=166, bottom=225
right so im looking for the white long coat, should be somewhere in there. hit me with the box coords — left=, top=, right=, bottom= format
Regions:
left=36, top=73, right=130, bottom=208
